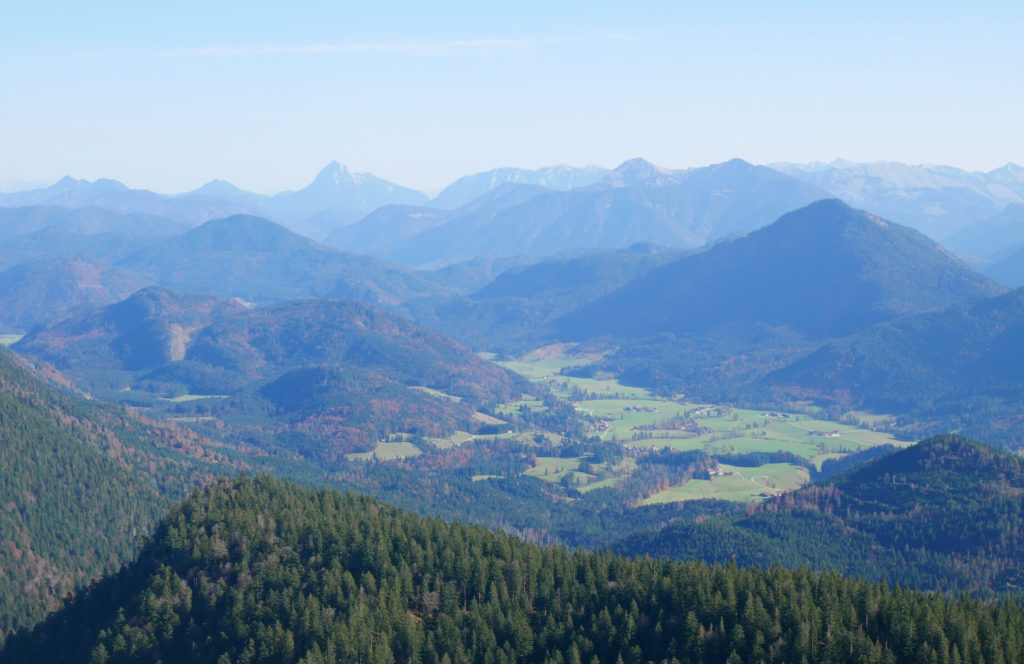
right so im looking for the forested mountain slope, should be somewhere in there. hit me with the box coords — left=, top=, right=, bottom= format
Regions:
left=616, top=435, right=1024, bottom=594
left=0, top=205, right=185, bottom=239
left=115, top=215, right=449, bottom=306
left=768, top=288, right=1024, bottom=446
left=17, top=294, right=531, bottom=454
left=6, top=474, right=1022, bottom=664
left=15, top=287, right=245, bottom=378
left=0, top=227, right=153, bottom=272
left=0, top=256, right=151, bottom=332
left=0, top=348, right=247, bottom=641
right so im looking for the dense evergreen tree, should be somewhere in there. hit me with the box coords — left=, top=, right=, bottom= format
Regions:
left=7, top=475, right=1024, bottom=664
left=0, top=350, right=229, bottom=640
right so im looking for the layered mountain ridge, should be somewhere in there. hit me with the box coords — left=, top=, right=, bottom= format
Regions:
left=554, top=199, right=1004, bottom=342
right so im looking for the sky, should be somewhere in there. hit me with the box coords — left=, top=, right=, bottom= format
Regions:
left=1, top=1, right=1022, bottom=195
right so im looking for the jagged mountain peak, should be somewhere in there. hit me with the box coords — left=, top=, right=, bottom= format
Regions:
left=312, top=161, right=365, bottom=187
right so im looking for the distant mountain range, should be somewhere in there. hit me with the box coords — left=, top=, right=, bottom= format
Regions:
left=8, top=158, right=1023, bottom=248
left=938, top=203, right=1024, bottom=287
left=981, top=246, right=1024, bottom=287
left=328, top=158, right=829, bottom=267
left=0, top=163, right=429, bottom=240
left=325, top=183, right=550, bottom=262
left=407, top=243, right=687, bottom=350
left=114, top=214, right=451, bottom=306
left=431, top=164, right=608, bottom=209
left=0, top=176, right=252, bottom=227
left=0, top=214, right=458, bottom=332
left=774, top=159, right=1024, bottom=240
left=943, top=203, right=1024, bottom=260
left=0, top=163, right=601, bottom=242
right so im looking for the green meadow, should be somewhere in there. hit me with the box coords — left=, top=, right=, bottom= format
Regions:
left=0, top=334, right=23, bottom=347
left=347, top=440, right=423, bottom=461
left=643, top=463, right=811, bottom=504
left=497, top=345, right=905, bottom=504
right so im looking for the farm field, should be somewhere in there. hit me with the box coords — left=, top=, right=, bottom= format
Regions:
left=497, top=345, right=907, bottom=503
left=643, top=463, right=810, bottom=504
left=524, top=455, right=589, bottom=483
left=523, top=453, right=638, bottom=492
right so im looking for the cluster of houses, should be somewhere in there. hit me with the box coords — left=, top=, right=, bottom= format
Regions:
left=631, top=420, right=714, bottom=435
left=808, top=430, right=841, bottom=437
left=708, top=463, right=730, bottom=477
left=760, top=411, right=792, bottom=419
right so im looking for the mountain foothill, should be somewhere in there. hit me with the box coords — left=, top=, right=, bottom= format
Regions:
left=15, top=289, right=530, bottom=457
left=4, top=156, right=1024, bottom=660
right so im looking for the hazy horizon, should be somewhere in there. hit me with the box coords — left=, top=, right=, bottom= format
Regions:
left=3, top=2, right=1022, bottom=194
left=3, top=155, right=1024, bottom=199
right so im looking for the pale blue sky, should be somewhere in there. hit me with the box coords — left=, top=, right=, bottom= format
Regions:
left=1, top=1, right=1021, bottom=194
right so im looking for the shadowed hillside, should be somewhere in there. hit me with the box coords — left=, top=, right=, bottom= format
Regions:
left=556, top=199, right=1004, bottom=342
left=17, top=293, right=531, bottom=455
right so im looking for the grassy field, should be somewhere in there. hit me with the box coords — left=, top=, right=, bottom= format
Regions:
left=425, top=430, right=476, bottom=449
left=0, top=334, right=23, bottom=347
left=643, top=463, right=810, bottom=504
left=494, top=396, right=548, bottom=417
left=161, top=394, right=228, bottom=403
left=545, top=376, right=651, bottom=400
left=522, top=453, right=639, bottom=493
left=347, top=441, right=423, bottom=461
left=473, top=411, right=507, bottom=425
left=496, top=345, right=905, bottom=504
left=409, top=385, right=463, bottom=402
left=497, top=344, right=606, bottom=379
left=524, top=456, right=586, bottom=482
